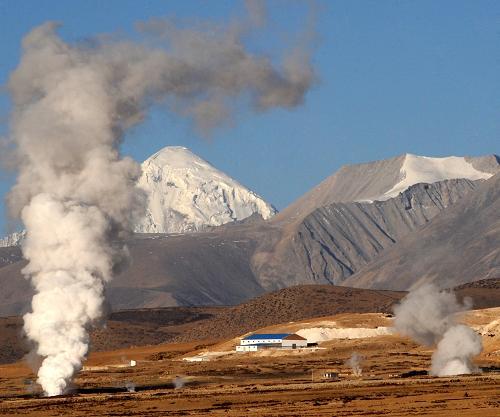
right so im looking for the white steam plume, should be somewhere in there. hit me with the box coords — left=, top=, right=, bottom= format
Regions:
left=125, top=382, right=136, bottom=393
left=173, top=376, right=185, bottom=389
left=5, top=7, right=314, bottom=396
left=345, top=352, right=363, bottom=376
left=393, top=284, right=482, bottom=376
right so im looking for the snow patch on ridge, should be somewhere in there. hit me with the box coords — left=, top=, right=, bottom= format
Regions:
left=381, top=154, right=493, bottom=200
left=134, top=146, right=276, bottom=233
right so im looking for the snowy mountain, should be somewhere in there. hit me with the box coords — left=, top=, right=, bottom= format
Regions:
left=134, top=146, right=276, bottom=233
left=2, top=152, right=497, bottom=246
left=0, top=146, right=276, bottom=246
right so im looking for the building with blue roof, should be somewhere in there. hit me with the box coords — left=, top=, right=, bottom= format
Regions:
left=236, top=333, right=308, bottom=352
left=243, top=333, right=291, bottom=341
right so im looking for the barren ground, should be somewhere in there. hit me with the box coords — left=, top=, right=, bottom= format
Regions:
left=1, top=308, right=499, bottom=416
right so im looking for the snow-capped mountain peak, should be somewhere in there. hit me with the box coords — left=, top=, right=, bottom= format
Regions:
left=134, top=146, right=277, bottom=233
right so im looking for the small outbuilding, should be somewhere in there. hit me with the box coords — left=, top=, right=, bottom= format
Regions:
left=281, top=334, right=308, bottom=349
left=236, top=333, right=308, bottom=351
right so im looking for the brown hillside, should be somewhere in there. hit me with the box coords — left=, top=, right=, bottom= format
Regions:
left=2, top=280, right=499, bottom=365
left=0, top=285, right=404, bottom=365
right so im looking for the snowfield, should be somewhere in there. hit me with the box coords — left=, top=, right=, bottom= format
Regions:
left=382, top=154, right=493, bottom=200
left=134, top=146, right=277, bottom=234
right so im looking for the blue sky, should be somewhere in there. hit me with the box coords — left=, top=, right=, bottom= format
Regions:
left=0, top=0, right=499, bottom=235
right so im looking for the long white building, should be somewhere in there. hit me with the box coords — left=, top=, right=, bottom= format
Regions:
left=236, top=333, right=308, bottom=351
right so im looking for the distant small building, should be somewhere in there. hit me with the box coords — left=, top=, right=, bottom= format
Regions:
left=321, top=371, right=339, bottom=380
left=311, top=369, right=340, bottom=382
left=236, top=333, right=308, bottom=351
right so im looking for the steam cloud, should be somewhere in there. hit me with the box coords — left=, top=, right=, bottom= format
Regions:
left=393, top=284, right=482, bottom=376
left=5, top=4, right=314, bottom=396
left=173, top=376, right=185, bottom=389
left=345, top=352, right=363, bottom=376
left=125, top=382, right=136, bottom=393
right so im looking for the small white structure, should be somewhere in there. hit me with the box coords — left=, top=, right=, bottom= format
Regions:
left=236, top=333, right=308, bottom=351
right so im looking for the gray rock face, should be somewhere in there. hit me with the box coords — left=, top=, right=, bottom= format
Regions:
left=467, top=154, right=500, bottom=175
left=253, top=153, right=499, bottom=290
left=253, top=179, right=479, bottom=289
left=343, top=173, right=500, bottom=290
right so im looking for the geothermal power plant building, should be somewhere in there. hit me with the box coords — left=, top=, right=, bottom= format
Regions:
left=236, top=333, right=308, bottom=351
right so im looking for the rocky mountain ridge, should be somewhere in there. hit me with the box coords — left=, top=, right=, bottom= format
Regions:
left=343, top=172, right=500, bottom=290
left=253, top=178, right=480, bottom=289
left=0, top=153, right=498, bottom=316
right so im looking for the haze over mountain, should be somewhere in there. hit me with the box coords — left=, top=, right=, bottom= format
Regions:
left=0, top=153, right=498, bottom=316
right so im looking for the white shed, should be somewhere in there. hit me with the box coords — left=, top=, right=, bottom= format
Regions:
left=281, top=334, right=308, bottom=349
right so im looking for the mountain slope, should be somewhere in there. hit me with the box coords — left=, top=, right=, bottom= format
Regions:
left=343, top=173, right=500, bottom=290
left=134, top=146, right=276, bottom=233
left=0, top=226, right=265, bottom=316
left=253, top=178, right=479, bottom=289
left=272, top=154, right=498, bottom=226
left=253, top=153, right=498, bottom=289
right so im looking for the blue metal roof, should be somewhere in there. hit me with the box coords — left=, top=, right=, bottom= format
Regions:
left=243, top=333, right=290, bottom=340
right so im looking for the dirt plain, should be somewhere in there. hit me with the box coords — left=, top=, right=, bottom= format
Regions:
left=1, top=308, right=499, bottom=417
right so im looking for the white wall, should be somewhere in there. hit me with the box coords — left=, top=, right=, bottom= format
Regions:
left=241, top=338, right=283, bottom=345
left=236, top=345, right=258, bottom=352
left=281, top=339, right=308, bottom=348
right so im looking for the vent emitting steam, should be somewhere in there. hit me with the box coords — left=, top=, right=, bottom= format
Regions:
left=173, top=376, right=185, bottom=389
left=393, top=284, right=482, bottom=376
left=5, top=5, right=314, bottom=396
left=345, top=352, right=363, bottom=376
left=125, top=382, right=136, bottom=393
